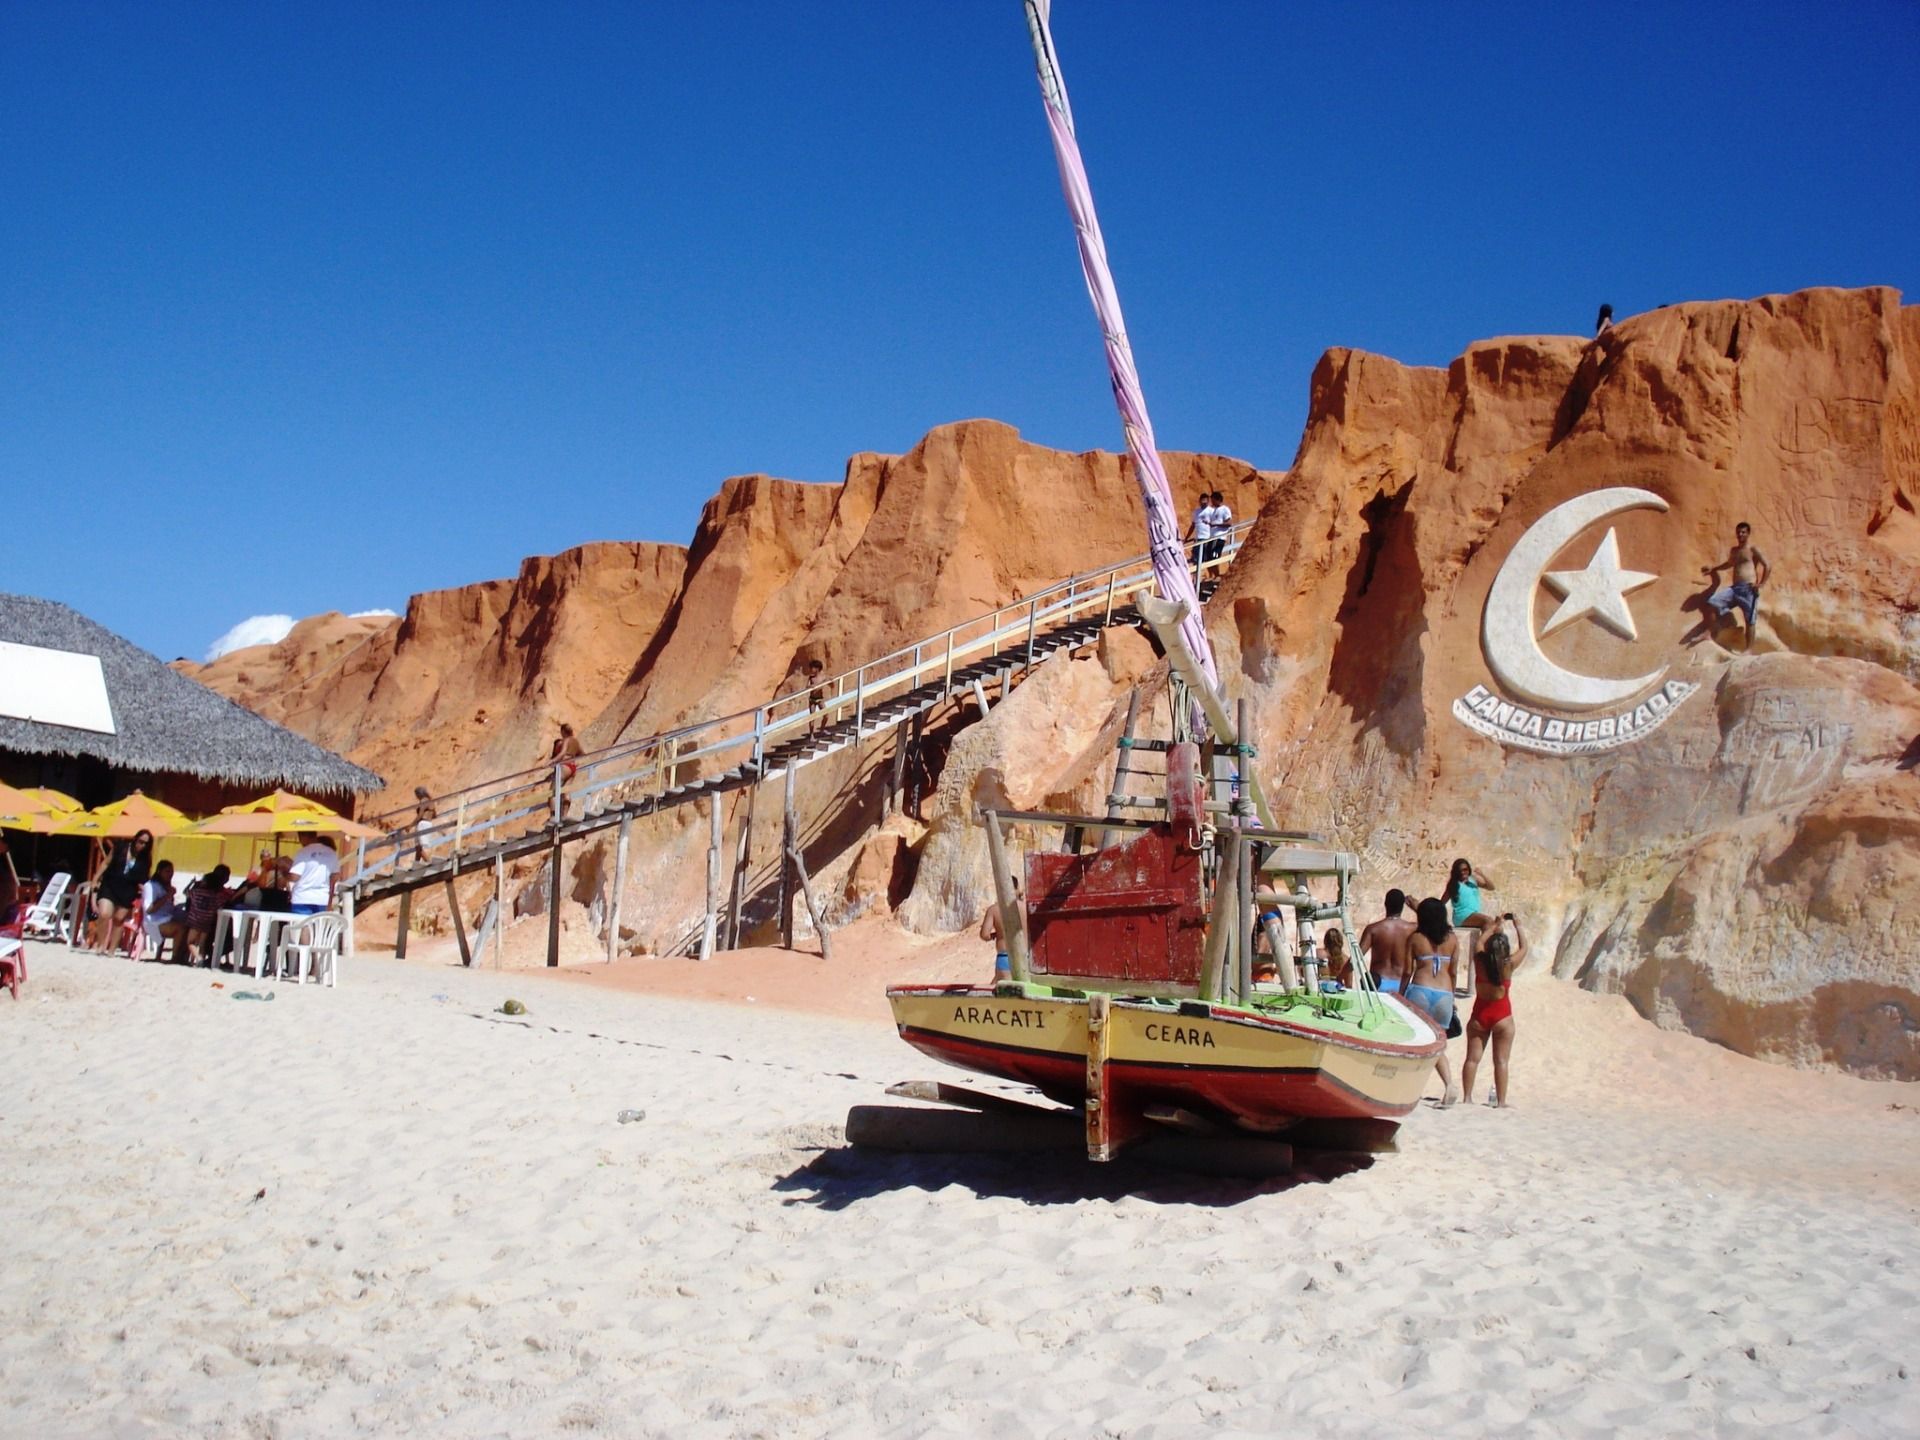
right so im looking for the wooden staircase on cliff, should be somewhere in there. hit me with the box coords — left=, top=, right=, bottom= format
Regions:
left=339, top=526, right=1250, bottom=960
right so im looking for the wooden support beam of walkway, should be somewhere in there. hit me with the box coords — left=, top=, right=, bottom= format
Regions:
left=446, top=878, right=471, bottom=968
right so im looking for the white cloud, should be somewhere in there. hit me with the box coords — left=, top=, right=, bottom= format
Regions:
left=204, top=614, right=296, bottom=662
left=349, top=608, right=399, bottom=619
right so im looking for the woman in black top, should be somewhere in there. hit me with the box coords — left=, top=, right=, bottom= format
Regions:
left=89, top=828, right=154, bottom=952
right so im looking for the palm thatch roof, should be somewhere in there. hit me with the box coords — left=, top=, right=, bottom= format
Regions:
left=0, top=594, right=382, bottom=796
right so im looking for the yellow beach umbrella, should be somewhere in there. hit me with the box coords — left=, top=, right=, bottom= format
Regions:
left=49, top=790, right=192, bottom=839
left=185, top=791, right=379, bottom=841
left=216, top=788, right=348, bottom=820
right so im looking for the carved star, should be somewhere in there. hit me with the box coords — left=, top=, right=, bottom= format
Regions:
left=1539, top=527, right=1657, bottom=641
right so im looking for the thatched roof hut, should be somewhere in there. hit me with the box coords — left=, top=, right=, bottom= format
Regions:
left=0, top=594, right=381, bottom=801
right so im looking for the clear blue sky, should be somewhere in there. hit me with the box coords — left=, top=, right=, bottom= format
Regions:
left=5, top=2, right=1915, bottom=662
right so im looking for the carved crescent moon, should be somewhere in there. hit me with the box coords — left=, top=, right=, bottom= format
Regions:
left=1482, top=487, right=1669, bottom=711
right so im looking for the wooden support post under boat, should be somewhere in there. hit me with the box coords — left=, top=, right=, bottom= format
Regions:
left=395, top=889, right=411, bottom=961
left=1096, top=687, right=1142, bottom=851
left=699, top=792, right=721, bottom=961
left=780, top=769, right=797, bottom=951
left=784, top=766, right=832, bottom=959
left=445, top=878, right=471, bottom=968
left=607, top=812, right=631, bottom=965
left=1084, top=992, right=1142, bottom=1161
left=1234, top=697, right=1258, bottom=1003
left=492, top=853, right=506, bottom=969
left=1236, top=827, right=1255, bottom=1003
left=1085, top=992, right=1111, bottom=1159
left=1198, top=839, right=1241, bottom=1004
left=980, top=806, right=1031, bottom=982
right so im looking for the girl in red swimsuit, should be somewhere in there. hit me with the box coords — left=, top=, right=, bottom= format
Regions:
left=1461, top=914, right=1526, bottom=1108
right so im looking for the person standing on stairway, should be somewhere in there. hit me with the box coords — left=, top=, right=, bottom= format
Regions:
left=549, top=722, right=583, bottom=822
left=1202, top=490, right=1233, bottom=567
left=805, top=659, right=829, bottom=735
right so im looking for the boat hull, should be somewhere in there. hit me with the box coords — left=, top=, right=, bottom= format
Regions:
left=888, top=985, right=1443, bottom=1128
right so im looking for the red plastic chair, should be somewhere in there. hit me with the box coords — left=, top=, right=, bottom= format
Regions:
left=0, top=917, right=24, bottom=999
left=119, top=896, right=146, bottom=959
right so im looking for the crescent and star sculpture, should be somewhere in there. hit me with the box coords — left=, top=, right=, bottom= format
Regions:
left=1481, top=487, right=1670, bottom=711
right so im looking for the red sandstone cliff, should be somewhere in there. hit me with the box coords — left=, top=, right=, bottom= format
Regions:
left=188, top=287, right=1920, bottom=1078
left=185, top=542, right=689, bottom=807
left=1201, top=286, right=1920, bottom=1076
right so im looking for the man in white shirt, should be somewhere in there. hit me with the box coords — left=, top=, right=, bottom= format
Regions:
left=287, top=832, right=340, bottom=916
left=1199, top=491, right=1234, bottom=568
left=1188, top=496, right=1213, bottom=575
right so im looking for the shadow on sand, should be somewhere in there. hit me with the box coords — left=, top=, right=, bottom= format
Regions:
left=770, top=1141, right=1375, bottom=1212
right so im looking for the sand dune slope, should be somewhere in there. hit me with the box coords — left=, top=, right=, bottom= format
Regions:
left=3, top=943, right=1917, bottom=1438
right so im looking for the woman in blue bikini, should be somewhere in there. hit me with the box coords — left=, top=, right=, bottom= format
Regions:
left=1442, top=858, right=1498, bottom=931
left=1407, top=897, right=1461, bottom=1107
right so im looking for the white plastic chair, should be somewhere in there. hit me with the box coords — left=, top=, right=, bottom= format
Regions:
left=281, top=913, right=343, bottom=987
left=21, top=872, right=72, bottom=942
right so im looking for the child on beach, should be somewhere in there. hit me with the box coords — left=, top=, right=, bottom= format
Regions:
left=1322, top=926, right=1352, bottom=987
left=1462, top=914, right=1525, bottom=1108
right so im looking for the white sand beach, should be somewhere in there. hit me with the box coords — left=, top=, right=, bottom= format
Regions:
left=4, top=935, right=1919, bottom=1438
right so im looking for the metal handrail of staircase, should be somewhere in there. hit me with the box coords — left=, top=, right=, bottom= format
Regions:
left=347, top=522, right=1251, bottom=891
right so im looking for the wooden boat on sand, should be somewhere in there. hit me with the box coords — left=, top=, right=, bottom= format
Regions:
left=881, top=701, right=1443, bottom=1162
left=863, top=4, right=1443, bottom=1166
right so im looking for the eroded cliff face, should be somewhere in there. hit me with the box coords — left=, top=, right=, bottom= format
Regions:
left=184, top=542, right=688, bottom=808
left=189, top=288, right=1919, bottom=1077
left=1205, top=286, right=1920, bottom=1076
left=589, top=420, right=1271, bottom=745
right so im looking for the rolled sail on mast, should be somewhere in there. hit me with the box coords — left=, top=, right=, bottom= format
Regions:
left=1020, top=0, right=1221, bottom=695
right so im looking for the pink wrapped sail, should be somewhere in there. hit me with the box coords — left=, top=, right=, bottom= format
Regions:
left=1021, top=0, right=1220, bottom=693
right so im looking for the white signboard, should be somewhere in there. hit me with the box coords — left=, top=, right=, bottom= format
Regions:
left=1455, top=487, right=1695, bottom=755
left=0, top=641, right=118, bottom=735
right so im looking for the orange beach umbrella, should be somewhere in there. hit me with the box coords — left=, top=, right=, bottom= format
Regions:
left=0, top=782, right=77, bottom=834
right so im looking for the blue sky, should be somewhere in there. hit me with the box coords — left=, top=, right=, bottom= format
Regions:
left=4, top=2, right=1915, bottom=662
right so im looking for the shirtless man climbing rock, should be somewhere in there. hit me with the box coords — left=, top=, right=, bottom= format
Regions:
left=1359, top=888, right=1416, bottom=995
left=1703, top=521, right=1770, bottom=651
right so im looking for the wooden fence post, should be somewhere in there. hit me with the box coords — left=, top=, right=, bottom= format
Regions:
left=888, top=721, right=909, bottom=816
left=492, top=853, right=505, bottom=968
left=728, top=780, right=755, bottom=949
left=784, top=765, right=830, bottom=960
left=608, top=811, right=631, bottom=965
left=700, top=793, right=721, bottom=961
left=906, top=711, right=927, bottom=820
left=546, top=763, right=564, bottom=967
left=445, top=878, right=472, bottom=968
left=780, top=768, right=797, bottom=951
